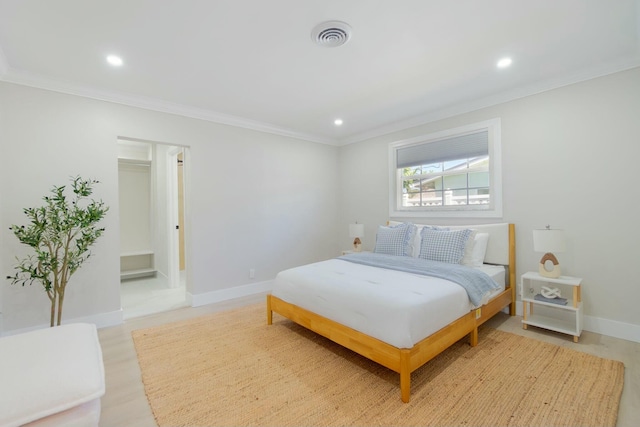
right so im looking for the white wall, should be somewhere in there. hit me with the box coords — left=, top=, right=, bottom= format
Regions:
left=2, top=67, right=637, bottom=341
left=118, top=162, right=152, bottom=254
left=339, top=67, right=640, bottom=341
left=0, top=81, right=339, bottom=333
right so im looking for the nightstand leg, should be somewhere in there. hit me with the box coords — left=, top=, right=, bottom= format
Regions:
left=522, top=300, right=528, bottom=329
left=573, top=335, right=579, bottom=343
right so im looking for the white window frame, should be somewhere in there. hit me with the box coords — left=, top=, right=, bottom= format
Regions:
left=388, top=118, right=502, bottom=218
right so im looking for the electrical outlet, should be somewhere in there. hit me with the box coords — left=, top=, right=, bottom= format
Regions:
left=249, top=268, right=255, bottom=279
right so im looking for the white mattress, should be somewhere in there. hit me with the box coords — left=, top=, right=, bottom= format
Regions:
left=272, top=259, right=506, bottom=349
left=477, top=263, right=506, bottom=287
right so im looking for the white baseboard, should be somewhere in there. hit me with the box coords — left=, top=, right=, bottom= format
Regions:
left=8, top=292, right=636, bottom=344
left=583, top=316, right=640, bottom=343
left=1, top=309, right=124, bottom=337
left=514, top=301, right=639, bottom=343
left=2, top=281, right=271, bottom=337
left=72, top=308, right=124, bottom=329
left=187, top=280, right=273, bottom=307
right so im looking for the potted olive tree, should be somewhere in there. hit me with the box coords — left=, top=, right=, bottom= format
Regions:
left=6, top=176, right=109, bottom=327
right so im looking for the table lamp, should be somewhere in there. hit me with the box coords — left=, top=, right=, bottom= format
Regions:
left=349, top=223, right=364, bottom=252
left=533, top=226, right=566, bottom=278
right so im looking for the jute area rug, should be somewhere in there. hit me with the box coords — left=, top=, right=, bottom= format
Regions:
left=132, top=303, right=624, bottom=427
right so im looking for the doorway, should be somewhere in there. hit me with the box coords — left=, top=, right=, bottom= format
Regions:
left=117, top=138, right=189, bottom=319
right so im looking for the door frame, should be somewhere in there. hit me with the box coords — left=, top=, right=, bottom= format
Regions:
left=167, top=146, right=185, bottom=288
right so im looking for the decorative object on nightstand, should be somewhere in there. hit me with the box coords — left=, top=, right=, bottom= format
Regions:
left=536, top=286, right=567, bottom=305
left=533, top=225, right=566, bottom=278
left=349, top=222, right=364, bottom=252
left=541, top=286, right=561, bottom=299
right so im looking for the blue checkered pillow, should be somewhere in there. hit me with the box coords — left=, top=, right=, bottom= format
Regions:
left=373, top=223, right=416, bottom=256
left=419, top=228, right=473, bottom=264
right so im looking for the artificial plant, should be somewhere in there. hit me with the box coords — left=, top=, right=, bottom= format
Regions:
left=7, top=176, right=109, bottom=327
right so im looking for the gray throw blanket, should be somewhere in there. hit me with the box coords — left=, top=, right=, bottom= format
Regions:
left=339, top=252, right=501, bottom=307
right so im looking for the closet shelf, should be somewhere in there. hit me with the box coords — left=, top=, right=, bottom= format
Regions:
left=120, top=252, right=155, bottom=280
left=120, top=268, right=157, bottom=280
left=121, top=250, right=154, bottom=257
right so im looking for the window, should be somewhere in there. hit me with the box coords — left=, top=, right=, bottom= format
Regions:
left=389, top=118, right=502, bottom=218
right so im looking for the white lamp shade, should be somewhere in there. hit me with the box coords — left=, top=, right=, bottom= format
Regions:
left=349, top=223, right=364, bottom=238
left=533, top=228, right=566, bottom=253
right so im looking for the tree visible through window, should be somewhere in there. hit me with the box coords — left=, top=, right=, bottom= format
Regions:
left=402, top=156, right=489, bottom=207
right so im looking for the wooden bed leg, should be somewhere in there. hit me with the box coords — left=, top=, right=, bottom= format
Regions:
left=470, top=327, right=478, bottom=347
left=400, top=350, right=411, bottom=403
left=266, top=295, right=273, bottom=325
left=509, top=301, right=516, bottom=316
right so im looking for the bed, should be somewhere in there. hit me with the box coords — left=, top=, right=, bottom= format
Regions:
left=267, top=222, right=515, bottom=402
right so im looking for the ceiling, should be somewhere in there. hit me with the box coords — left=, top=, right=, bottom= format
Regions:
left=0, top=0, right=638, bottom=145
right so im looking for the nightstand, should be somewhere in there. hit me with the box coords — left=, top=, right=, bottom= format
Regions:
left=521, top=271, right=583, bottom=342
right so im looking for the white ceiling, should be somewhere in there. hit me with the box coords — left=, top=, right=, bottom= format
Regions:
left=0, top=0, right=639, bottom=145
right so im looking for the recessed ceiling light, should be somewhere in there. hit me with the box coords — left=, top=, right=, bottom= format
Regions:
left=497, top=57, right=512, bottom=69
left=106, top=55, right=123, bottom=67
left=334, top=119, right=343, bottom=126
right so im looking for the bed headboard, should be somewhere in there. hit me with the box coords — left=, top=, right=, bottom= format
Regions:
left=388, top=221, right=516, bottom=286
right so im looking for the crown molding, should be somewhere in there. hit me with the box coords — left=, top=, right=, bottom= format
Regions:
left=1, top=54, right=638, bottom=148
left=340, top=55, right=640, bottom=145
left=0, top=68, right=340, bottom=147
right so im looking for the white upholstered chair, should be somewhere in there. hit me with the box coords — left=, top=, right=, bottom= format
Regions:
left=0, top=323, right=105, bottom=427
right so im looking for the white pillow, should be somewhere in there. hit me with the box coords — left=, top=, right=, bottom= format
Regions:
left=461, top=229, right=478, bottom=263
left=461, top=233, right=490, bottom=267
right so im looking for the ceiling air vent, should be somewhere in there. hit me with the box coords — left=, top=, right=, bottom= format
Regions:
left=311, top=21, right=352, bottom=47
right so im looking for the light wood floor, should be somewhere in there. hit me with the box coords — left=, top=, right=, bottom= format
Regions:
left=98, top=296, right=640, bottom=427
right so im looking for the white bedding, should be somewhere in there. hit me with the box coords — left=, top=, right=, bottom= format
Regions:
left=272, top=258, right=505, bottom=349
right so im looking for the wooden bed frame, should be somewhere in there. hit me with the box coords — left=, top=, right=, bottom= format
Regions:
left=267, top=223, right=516, bottom=403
